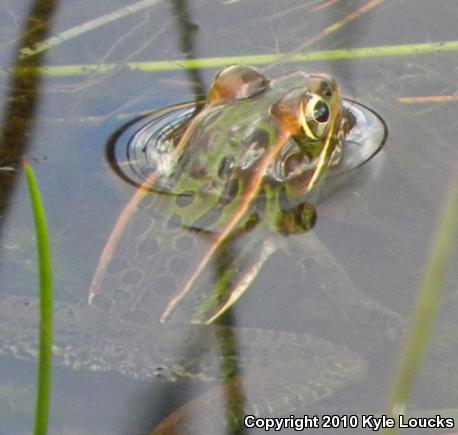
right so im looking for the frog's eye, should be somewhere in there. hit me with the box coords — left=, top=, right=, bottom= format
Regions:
left=306, top=96, right=330, bottom=124
left=313, top=100, right=329, bottom=123
left=301, top=95, right=331, bottom=139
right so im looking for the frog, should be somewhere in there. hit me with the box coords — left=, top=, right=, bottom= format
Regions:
left=89, top=64, right=357, bottom=325
left=1, top=65, right=394, bottom=434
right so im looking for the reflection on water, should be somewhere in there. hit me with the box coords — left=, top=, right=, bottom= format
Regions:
left=169, top=0, right=206, bottom=103
left=0, top=0, right=59, bottom=239
left=0, top=0, right=457, bottom=433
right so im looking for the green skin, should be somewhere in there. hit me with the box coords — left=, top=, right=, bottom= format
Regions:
left=1, top=66, right=372, bottom=433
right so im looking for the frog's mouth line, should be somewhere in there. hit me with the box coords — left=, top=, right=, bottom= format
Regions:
left=106, top=99, right=387, bottom=194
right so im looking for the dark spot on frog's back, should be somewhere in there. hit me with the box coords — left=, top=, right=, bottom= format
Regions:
left=129, top=214, right=153, bottom=237
left=218, top=178, right=239, bottom=205
left=189, top=160, right=208, bottom=179
left=175, top=191, right=195, bottom=208
left=137, top=237, right=159, bottom=256
left=217, top=155, right=235, bottom=179
left=122, top=269, right=143, bottom=285
left=242, top=129, right=269, bottom=149
left=174, top=234, right=195, bottom=251
left=168, top=256, right=188, bottom=273
left=166, top=214, right=182, bottom=230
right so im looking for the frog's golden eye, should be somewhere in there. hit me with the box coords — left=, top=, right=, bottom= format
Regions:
left=312, top=100, right=329, bottom=123
left=300, top=95, right=331, bottom=139
left=305, top=95, right=330, bottom=124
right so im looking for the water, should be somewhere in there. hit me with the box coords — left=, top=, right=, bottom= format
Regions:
left=0, top=0, right=457, bottom=433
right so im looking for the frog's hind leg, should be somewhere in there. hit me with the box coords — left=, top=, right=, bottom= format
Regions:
left=88, top=108, right=213, bottom=308
left=196, top=235, right=280, bottom=324
left=167, top=228, right=281, bottom=325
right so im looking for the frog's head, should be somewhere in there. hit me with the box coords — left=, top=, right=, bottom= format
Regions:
left=300, top=73, right=342, bottom=147
left=271, top=74, right=343, bottom=158
left=271, top=73, right=344, bottom=191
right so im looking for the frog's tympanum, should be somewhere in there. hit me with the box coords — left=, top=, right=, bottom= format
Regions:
left=2, top=66, right=391, bottom=434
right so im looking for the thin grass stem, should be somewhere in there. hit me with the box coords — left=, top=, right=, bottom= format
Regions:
left=23, top=157, right=53, bottom=435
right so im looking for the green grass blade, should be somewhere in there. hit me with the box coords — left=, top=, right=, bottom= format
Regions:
left=383, top=171, right=458, bottom=434
left=11, top=40, right=458, bottom=77
left=23, top=157, right=53, bottom=435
